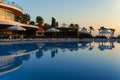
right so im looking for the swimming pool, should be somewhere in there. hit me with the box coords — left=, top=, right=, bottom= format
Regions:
left=0, top=41, right=120, bottom=80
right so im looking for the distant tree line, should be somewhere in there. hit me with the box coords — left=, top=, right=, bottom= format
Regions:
left=15, top=13, right=95, bottom=34
left=15, top=13, right=78, bottom=26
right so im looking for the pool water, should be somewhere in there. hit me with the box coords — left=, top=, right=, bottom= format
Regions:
left=0, top=41, right=120, bottom=80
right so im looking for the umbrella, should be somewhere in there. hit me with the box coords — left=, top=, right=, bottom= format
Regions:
left=7, top=26, right=26, bottom=39
left=46, top=27, right=60, bottom=32
left=79, top=29, right=89, bottom=34
left=99, top=29, right=110, bottom=34
left=60, top=24, right=68, bottom=28
left=46, top=27, right=60, bottom=38
left=7, top=26, right=26, bottom=31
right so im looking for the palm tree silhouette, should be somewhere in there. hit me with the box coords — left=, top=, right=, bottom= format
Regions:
left=89, top=26, right=95, bottom=35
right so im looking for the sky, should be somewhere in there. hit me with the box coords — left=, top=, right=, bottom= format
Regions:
left=11, top=0, right=120, bottom=36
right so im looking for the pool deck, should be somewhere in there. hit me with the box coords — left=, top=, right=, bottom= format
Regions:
left=0, top=38, right=119, bottom=45
left=0, top=38, right=79, bottom=45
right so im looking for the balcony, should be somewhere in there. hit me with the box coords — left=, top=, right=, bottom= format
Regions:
left=0, top=0, right=23, bottom=16
left=2, top=0, right=23, bottom=11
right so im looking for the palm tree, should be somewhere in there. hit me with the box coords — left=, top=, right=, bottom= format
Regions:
left=21, top=14, right=30, bottom=24
left=100, top=26, right=106, bottom=30
left=69, top=23, right=79, bottom=29
left=75, top=24, right=79, bottom=29
left=89, top=26, right=94, bottom=35
left=15, top=16, right=21, bottom=22
left=69, top=23, right=74, bottom=27
left=29, top=21, right=35, bottom=25
left=82, top=27, right=87, bottom=30
left=112, top=29, right=115, bottom=36
left=43, top=23, right=51, bottom=31
left=36, top=16, right=44, bottom=24
left=15, top=13, right=31, bottom=24
left=110, top=29, right=115, bottom=37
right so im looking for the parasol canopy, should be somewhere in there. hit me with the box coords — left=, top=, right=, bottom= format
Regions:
left=99, top=29, right=110, bottom=34
left=79, top=29, right=89, bottom=34
left=7, top=26, right=26, bottom=31
left=46, top=27, right=60, bottom=32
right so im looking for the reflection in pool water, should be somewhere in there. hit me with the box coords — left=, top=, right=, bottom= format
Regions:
left=0, top=41, right=120, bottom=80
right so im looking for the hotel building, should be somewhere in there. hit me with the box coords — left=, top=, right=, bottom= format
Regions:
left=0, top=0, right=38, bottom=39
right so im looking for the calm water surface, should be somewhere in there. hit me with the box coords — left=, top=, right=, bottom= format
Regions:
left=0, top=41, right=120, bottom=80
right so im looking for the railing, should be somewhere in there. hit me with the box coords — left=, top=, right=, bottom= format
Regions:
left=1, top=0, right=23, bottom=11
